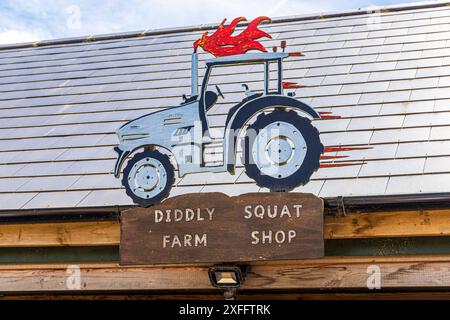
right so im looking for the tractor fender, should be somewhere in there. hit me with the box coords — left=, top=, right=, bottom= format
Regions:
left=113, top=144, right=171, bottom=178
left=224, top=95, right=321, bottom=174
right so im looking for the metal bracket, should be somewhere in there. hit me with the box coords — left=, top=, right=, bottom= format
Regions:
left=336, top=196, right=347, bottom=217
left=223, top=288, right=237, bottom=300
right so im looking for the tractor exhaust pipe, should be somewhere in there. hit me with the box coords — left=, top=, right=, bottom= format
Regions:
left=191, top=53, right=198, bottom=96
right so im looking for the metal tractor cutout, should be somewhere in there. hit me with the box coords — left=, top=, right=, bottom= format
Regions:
left=114, top=17, right=324, bottom=207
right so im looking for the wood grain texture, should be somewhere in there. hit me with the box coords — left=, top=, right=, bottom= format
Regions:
left=1, top=255, right=450, bottom=293
left=325, top=209, right=450, bottom=239
left=1, top=209, right=450, bottom=248
left=0, top=221, right=119, bottom=247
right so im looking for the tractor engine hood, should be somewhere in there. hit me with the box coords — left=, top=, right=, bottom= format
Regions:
left=116, top=99, right=199, bottom=150
left=116, top=118, right=151, bottom=144
left=116, top=106, right=181, bottom=144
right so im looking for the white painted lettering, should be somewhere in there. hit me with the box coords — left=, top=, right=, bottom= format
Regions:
left=185, top=209, right=194, bottom=222
left=275, top=230, right=285, bottom=243
left=196, top=234, right=207, bottom=247
left=288, top=230, right=297, bottom=242
left=254, top=205, right=265, bottom=219
left=196, top=208, right=204, bottom=221
left=243, top=204, right=303, bottom=219
left=174, top=209, right=183, bottom=222
left=251, top=231, right=259, bottom=244
left=172, top=235, right=181, bottom=248
left=163, top=235, right=170, bottom=248
left=162, top=234, right=208, bottom=248
left=251, top=229, right=297, bottom=245
left=184, top=234, right=192, bottom=247
left=155, top=210, right=163, bottom=223
left=280, top=205, right=291, bottom=218
left=293, top=205, right=302, bottom=218
left=262, top=230, right=272, bottom=244
left=206, top=208, right=215, bottom=220
left=268, top=205, right=277, bottom=218
left=244, top=205, right=252, bottom=219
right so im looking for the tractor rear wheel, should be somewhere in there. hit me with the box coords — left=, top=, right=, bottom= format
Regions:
left=243, top=109, right=323, bottom=192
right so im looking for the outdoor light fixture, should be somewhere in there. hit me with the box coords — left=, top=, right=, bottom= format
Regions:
left=208, top=265, right=248, bottom=289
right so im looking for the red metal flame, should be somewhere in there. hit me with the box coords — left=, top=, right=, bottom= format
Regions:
left=320, top=155, right=349, bottom=160
left=320, top=145, right=373, bottom=168
left=282, top=81, right=305, bottom=89
left=318, top=112, right=342, bottom=120
left=193, top=16, right=272, bottom=57
left=323, top=146, right=373, bottom=153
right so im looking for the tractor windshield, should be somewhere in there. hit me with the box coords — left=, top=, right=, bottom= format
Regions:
left=204, top=62, right=279, bottom=113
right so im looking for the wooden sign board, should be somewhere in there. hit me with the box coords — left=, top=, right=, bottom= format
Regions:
left=120, top=192, right=324, bottom=265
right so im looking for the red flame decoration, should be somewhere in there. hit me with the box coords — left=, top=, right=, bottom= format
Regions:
left=323, top=146, right=373, bottom=152
left=319, top=146, right=373, bottom=168
left=318, top=112, right=342, bottom=120
left=282, top=81, right=305, bottom=89
left=193, top=16, right=272, bottom=57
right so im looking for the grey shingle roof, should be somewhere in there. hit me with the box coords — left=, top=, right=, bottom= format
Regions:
left=1, top=1, right=450, bottom=210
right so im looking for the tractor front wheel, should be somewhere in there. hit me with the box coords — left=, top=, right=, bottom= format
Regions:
left=122, top=150, right=175, bottom=207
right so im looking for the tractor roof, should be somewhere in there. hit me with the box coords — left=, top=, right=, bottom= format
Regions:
left=205, top=52, right=289, bottom=67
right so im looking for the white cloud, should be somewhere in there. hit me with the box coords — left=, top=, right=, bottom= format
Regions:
left=0, top=29, right=43, bottom=45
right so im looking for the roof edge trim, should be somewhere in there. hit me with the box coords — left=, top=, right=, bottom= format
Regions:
left=0, top=192, right=450, bottom=222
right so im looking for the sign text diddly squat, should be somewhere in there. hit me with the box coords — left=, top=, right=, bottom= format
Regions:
left=120, top=192, right=324, bottom=265
left=155, top=204, right=303, bottom=249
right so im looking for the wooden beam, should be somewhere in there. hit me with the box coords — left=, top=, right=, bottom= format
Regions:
left=0, top=221, right=119, bottom=247
left=325, top=209, right=450, bottom=239
left=1, top=255, right=450, bottom=293
left=1, top=209, right=450, bottom=248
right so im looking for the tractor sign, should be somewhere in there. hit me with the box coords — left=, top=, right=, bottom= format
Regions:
left=113, top=16, right=324, bottom=207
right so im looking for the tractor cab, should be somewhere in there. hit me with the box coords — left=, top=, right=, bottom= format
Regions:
left=202, top=52, right=290, bottom=96
left=190, top=51, right=297, bottom=139
left=192, top=52, right=293, bottom=113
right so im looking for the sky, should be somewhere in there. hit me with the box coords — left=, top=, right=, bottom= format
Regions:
left=0, top=0, right=427, bottom=45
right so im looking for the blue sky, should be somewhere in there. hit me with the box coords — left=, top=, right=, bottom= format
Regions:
left=0, top=0, right=425, bottom=45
